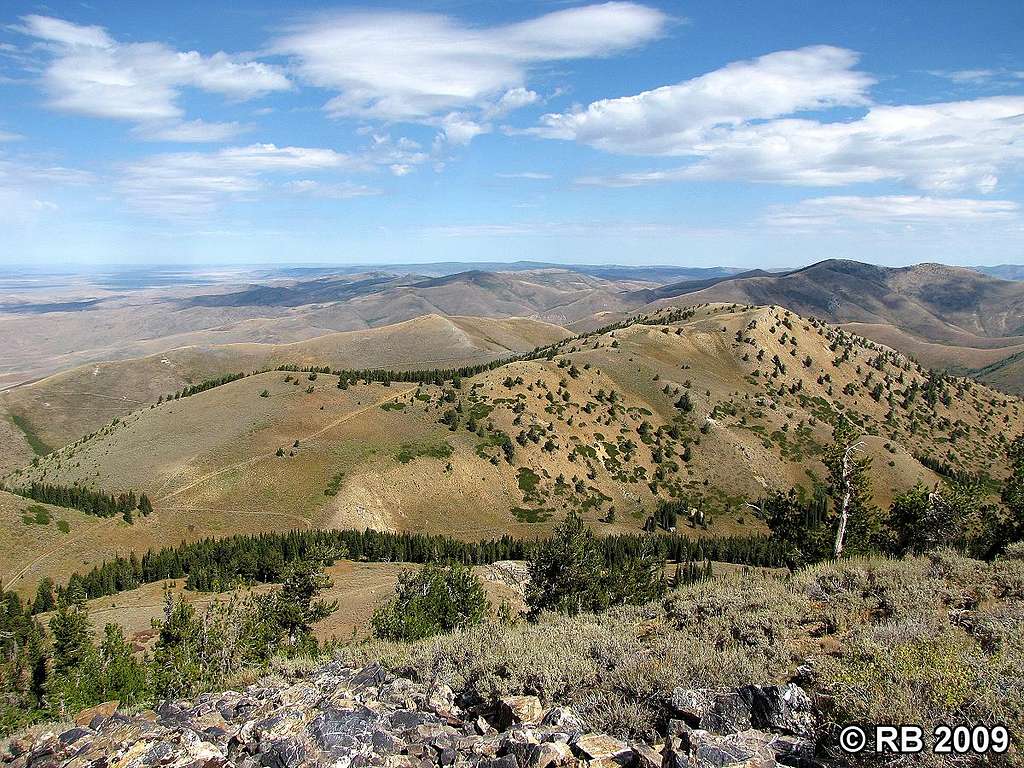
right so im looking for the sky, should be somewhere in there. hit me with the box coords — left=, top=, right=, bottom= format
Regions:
left=1, top=0, right=1023, bottom=269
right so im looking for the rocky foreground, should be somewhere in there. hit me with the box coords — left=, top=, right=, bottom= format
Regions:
left=2, top=661, right=825, bottom=768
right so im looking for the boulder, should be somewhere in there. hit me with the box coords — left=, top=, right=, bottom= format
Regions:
left=573, top=734, right=631, bottom=763
left=632, top=742, right=663, bottom=768
left=526, top=741, right=575, bottom=768
left=540, top=707, right=584, bottom=736
left=73, top=699, right=120, bottom=729
left=670, top=729, right=778, bottom=768
left=498, top=696, right=545, bottom=729
left=749, top=685, right=816, bottom=738
left=667, top=684, right=817, bottom=739
left=667, top=688, right=755, bottom=734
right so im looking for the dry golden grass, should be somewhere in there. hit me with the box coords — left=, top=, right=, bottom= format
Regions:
left=0, top=313, right=571, bottom=470
left=45, top=559, right=526, bottom=652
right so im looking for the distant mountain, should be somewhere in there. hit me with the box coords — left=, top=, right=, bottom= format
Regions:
left=186, top=273, right=412, bottom=308
left=264, top=262, right=743, bottom=284
left=643, top=259, right=1024, bottom=339
left=186, top=269, right=638, bottom=327
left=970, top=265, right=1024, bottom=281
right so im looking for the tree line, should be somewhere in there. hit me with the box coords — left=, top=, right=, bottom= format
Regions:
left=762, top=419, right=1024, bottom=568
left=4, top=482, right=152, bottom=523
left=48, top=526, right=781, bottom=605
left=159, top=371, right=246, bottom=403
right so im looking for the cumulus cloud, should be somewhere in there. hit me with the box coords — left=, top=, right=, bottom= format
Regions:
left=537, top=46, right=1024, bottom=193
left=17, top=14, right=290, bottom=140
left=764, top=195, right=1020, bottom=230
left=274, top=2, right=666, bottom=145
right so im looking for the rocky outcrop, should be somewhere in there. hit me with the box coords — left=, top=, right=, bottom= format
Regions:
left=1, top=664, right=822, bottom=768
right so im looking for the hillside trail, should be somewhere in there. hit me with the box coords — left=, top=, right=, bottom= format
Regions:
left=155, top=386, right=416, bottom=505
left=2, top=516, right=111, bottom=590
left=159, top=506, right=314, bottom=529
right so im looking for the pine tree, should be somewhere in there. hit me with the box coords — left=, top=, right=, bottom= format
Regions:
left=46, top=595, right=100, bottom=717
left=526, top=511, right=607, bottom=618
left=31, top=578, right=56, bottom=615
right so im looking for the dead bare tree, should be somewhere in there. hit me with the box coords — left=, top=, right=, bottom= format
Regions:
left=833, top=440, right=865, bottom=558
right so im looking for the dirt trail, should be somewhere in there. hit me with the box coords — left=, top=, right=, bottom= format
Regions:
left=156, top=387, right=416, bottom=504
left=2, top=517, right=111, bottom=590
left=159, top=506, right=314, bottom=529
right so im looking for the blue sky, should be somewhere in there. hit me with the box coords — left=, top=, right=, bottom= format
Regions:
left=1, top=0, right=1022, bottom=268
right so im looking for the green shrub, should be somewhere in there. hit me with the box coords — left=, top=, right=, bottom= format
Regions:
left=372, top=562, right=489, bottom=642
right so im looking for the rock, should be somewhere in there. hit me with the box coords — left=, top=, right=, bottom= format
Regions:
left=666, top=719, right=692, bottom=737
left=675, top=730, right=778, bottom=768
left=573, top=734, right=631, bottom=762
left=526, top=741, right=574, bottom=768
left=73, top=699, right=120, bottom=729
left=631, top=743, right=662, bottom=768
left=668, top=689, right=754, bottom=735
left=478, top=756, right=520, bottom=768
left=499, top=727, right=540, bottom=767
left=57, top=727, right=92, bottom=746
left=749, top=686, right=816, bottom=738
left=0, top=662, right=819, bottom=768
left=540, top=707, right=583, bottom=735
left=498, top=696, right=545, bottom=729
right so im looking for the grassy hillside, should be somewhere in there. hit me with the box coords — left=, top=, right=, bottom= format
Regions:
left=4, top=303, right=1021, bottom=600
left=647, top=260, right=1024, bottom=392
left=0, top=314, right=570, bottom=473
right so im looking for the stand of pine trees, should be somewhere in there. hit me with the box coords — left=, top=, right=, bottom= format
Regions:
left=57, top=527, right=783, bottom=603
left=5, top=482, right=153, bottom=522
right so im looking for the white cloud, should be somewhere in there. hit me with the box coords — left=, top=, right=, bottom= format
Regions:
left=132, top=119, right=249, bottom=143
left=496, top=172, right=552, bottom=180
left=535, top=46, right=874, bottom=153
left=536, top=46, right=1024, bottom=193
left=764, top=195, right=1020, bottom=230
left=17, top=14, right=290, bottom=140
left=582, top=97, right=1024, bottom=192
left=119, top=143, right=351, bottom=216
left=118, top=139, right=426, bottom=217
left=929, top=68, right=1024, bottom=84
left=0, top=153, right=92, bottom=226
left=437, top=113, right=488, bottom=146
left=0, top=131, right=23, bottom=142
left=274, top=2, right=666, bottom=145
left=282, top=179, right=380, bottom=199
left=17, top=15, right=113, bottom=48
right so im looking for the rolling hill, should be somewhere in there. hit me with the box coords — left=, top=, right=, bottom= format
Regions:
left=0, top=268, right=635, bottom=391
left=643, top=260, right=1024, bottom=392
left=0, top=314, right=571, bottom=473
left=4, top=302, right=1020, bottom=599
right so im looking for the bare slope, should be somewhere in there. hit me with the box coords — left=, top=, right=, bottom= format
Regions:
left=5, top=304, right=1021, bottom=598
